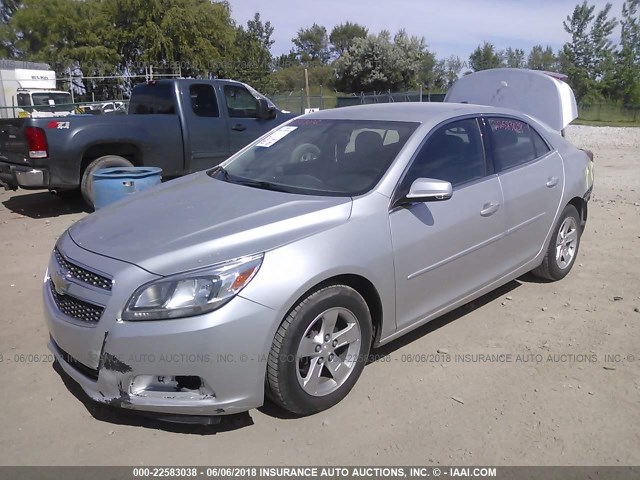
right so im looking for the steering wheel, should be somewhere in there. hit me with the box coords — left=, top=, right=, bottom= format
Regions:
left=290, top=143, right=321, bottom=164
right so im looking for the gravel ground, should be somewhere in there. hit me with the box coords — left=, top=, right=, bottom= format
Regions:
left=0, top=125, right=638, bottom=466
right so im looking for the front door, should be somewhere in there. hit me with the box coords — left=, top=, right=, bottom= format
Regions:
left=390, top=118, right=507, bottom=330
left=222, top=83, right=275, bottom=154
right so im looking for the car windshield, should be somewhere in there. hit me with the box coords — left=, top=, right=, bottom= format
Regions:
left=210, top=119, right=419, bottom=196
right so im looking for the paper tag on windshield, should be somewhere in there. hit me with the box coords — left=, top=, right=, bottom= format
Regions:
left=256, top=126, right=297, bottom=148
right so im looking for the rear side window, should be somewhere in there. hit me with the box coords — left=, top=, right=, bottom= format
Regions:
left=531, top=128, right=551, bottom=157
left=129, top=83, right=176, bottom=115
left=189, top=84, right=219, bottom=117
left=488, top=118, right=536, bottom=170
left=403, top=118, right=487, bottom=187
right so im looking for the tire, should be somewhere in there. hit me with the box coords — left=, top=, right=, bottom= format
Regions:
left=266, top=284, right=372, bottom=415
left=532, top=204, right=581, bottom=281
left=80, top=155, right=133, bottom=208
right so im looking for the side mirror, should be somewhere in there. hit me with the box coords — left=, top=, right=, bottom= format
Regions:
left=406, top=178, right=453, bottom=202
left=256, top=98, right=276, bottom=120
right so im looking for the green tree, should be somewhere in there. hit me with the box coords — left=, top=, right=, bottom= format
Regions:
left=612, top=0, right=640, bottom=103
left=469, top=42, right=504, bottom=71
left=527, top=45, right=558, bottom=70
left=0, top=0, right=21, bottom=56
left=329, top=21, right=368, bottom=57
left=11, top=0, right=117, bottom=70
left=232, top=13, right=276, bottom=92
left=292, top=23, right=330, bottom=64
left=562, top=1, right=617, bottom=100
left=334, top=30, right=430, bottom=93
left=246, top=12, right=274, bottom=50
left=504, top=47, right=526, bottom=68
left=442, top=55, right=463, bottom=88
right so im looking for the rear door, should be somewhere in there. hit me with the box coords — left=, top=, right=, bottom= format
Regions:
left=389, top=118, right=508, bottom=330
left=220, top=82, right=276, bottom=153
left=181, top=83, right=230, bottom=172
left=484, top=116, right=564, bottom=267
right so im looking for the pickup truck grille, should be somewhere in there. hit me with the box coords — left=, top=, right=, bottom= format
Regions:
left=54, top=248, right=113, bottom=291
left=48, top=280, right=105, bottom=323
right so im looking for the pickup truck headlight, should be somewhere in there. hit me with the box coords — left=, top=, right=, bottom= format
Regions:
left=122, top=254, right=263, bottom=321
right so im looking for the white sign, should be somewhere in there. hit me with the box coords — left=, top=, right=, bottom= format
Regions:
left=256, top=126, right=298, bottom=148
left=304, top=108, right=320, bottom=114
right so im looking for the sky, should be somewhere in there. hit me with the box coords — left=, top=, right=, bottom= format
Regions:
left=226, top=0, right=625, bottom=63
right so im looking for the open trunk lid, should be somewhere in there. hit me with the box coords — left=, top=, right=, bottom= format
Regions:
left=445, top=68, right=578, bottom=132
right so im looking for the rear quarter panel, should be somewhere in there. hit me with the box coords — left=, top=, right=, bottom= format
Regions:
left=36, top=115, right=185, bottom=187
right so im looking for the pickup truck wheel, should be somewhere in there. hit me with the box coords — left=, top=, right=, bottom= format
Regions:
left=81, top=155, right=133, bottom=208
left=532, top=204, right=581, bottom=281
left=266, top=285, right=372, bottom=416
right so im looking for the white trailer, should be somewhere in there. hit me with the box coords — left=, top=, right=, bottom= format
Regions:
left=0, top=60, right=74, bottom=119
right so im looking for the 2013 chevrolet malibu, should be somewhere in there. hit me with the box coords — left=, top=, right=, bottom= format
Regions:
left=44, top=69, right=594, bottom=417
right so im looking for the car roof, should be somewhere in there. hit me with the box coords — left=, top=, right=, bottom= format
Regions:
left=305, top=102, right=525, bottom=123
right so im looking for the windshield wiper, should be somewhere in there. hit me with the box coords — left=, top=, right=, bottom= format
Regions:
left=232, top=177, right=294, bottom=193
left=209, top=167, right=292, bottom=193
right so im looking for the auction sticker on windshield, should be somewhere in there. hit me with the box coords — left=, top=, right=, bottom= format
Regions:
left=256, top=126, right=297, bottom=148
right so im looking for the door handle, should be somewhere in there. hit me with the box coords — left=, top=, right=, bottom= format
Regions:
left=546, top=176, right=559, bottom=188
left=480, top=202, right=500, bottom=217
left=231, top=124, right=247, bottom=132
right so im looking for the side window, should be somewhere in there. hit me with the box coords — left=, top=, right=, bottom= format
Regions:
left=488, top=118, right=536, bottom=171
left=224, top=85, right=258, bottom=118
left=129, top=83, right=176, bottom=115
left=403, top=118, right=487, bottom=188
left=189, top=84, right=219, bottom=117
left=17, top=94, right=31, bottom=107
left=531, top=127, right=551, bottom=157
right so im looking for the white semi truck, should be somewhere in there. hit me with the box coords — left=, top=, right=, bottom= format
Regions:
left=0, top=60, right=74, bottom=119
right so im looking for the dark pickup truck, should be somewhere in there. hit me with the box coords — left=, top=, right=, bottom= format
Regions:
left=0, top=79, right=294, bottom=205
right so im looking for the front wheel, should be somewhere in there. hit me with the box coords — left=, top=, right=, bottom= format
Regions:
left=266, top=285, right=372, bottom=415
left=532, top=204, right=582, bottom=281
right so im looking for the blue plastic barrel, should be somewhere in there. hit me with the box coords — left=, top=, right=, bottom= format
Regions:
left=92, top=167, right=162, bottom=210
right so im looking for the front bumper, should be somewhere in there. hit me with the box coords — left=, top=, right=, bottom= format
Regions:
left=43, top=238, right=280, bottom=416
left=0, top=161, right=49, bottom=190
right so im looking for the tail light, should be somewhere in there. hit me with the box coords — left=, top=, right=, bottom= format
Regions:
left=25, top=127, right=48, bottom=159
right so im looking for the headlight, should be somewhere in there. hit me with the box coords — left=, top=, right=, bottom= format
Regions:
left=122, top=254, right=263, bottom=321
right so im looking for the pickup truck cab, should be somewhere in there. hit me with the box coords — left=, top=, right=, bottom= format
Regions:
left=0, top=79, right=294, bottom=206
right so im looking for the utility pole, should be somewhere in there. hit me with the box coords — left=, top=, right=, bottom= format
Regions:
left=304, top=68, right=311, bottom=110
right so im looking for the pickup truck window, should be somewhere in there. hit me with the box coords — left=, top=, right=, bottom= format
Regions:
left=129, top=83, right=176, bottom=115
left=190, top=84, right=219, bottom=117
left=224, top=85, right=258, bottom=118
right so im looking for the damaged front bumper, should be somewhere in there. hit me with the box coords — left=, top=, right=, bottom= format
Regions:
left=43, top=236, right=280, bottom=417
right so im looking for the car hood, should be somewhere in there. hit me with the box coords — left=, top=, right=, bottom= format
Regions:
left=69, top=172, right=353, bottom=276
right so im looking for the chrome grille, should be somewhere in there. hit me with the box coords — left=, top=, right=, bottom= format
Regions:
left=48, top=280, right=104, bottom=323
left=54, top=248, right=112, bottom=291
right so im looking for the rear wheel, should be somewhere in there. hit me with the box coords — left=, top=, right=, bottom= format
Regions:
left=80, top=155, right=133, bottom=208
left=266, top=285, right=372, bottom=415
left=533, top=204, right=581, bottom=281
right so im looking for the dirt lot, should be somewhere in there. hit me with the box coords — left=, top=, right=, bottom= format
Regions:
left=0, top=125, right=638, bottom=466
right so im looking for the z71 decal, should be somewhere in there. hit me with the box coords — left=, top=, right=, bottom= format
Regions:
left=46, top=121, right=70, bottom=130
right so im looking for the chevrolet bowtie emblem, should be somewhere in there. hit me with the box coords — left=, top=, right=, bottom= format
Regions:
left=51, top=268, right=71, bottom=295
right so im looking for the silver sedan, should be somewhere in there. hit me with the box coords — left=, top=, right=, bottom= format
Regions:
left=44, top=71, right=593, bottom=418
